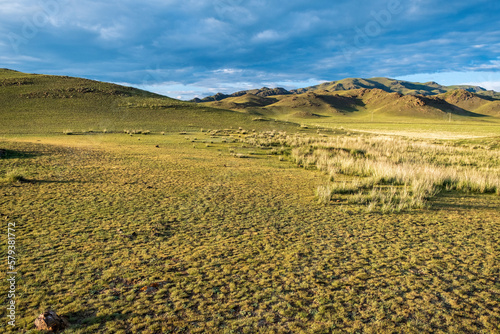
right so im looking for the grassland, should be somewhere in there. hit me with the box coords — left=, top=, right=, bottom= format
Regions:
left=1, top=70, right=500, bottom=333
left=240, top=131, right=500, bottom=212
left=1, top=128, right=500, bottom=333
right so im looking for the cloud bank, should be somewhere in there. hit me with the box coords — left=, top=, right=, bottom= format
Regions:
left=1, top=0, right=499, bottom=99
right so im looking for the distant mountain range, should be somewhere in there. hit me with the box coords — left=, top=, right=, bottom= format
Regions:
left=193, top=77, right=500, bottom=102
left=193, top=77, right=500, bottom=119
left=191, top=87, right=292, bottom=103
left=2, top=68, right=499, bottom=131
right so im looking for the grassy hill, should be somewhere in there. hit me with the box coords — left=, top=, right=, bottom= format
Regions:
left=197, top=76, right=500, bottom=122
left=1, top=68, right=498, bottom=135
left=206, top=93, right=278, bottom=111
left=437, top=89, right=500, bottom=115
left=292, top=77, right=500, bottom=98
left=203, top=87, right=498, bottom=121
left=192, top=87, right=291, bottom=103
left=0, top=69, right=299, bottom=135
left=199, top=77, right=500, bottom=107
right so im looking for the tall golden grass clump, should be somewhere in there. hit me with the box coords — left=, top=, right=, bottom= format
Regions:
left=242, top=132, right=500, bottom=212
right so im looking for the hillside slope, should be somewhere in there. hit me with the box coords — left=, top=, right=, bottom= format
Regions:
left=198, top=77, right=500, bottom=104
left=292, top=77, right=499, bottom=98
left=192, top=87, right=291, bottom=102
left=203, top=87, right=496, bottom=120
left=0, top=69, right=298, bottom=134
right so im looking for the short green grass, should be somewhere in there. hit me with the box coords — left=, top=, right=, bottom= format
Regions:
left=1, top=130, right=499, bottom=333
left=1, top=69, right=500, bottom=333
left=279, top=113, right=500, bottom=139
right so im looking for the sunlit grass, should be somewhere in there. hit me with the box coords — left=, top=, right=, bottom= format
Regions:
left=0, top=131, right=499, bottom=333
left=241, top=130, right=500, bottom=212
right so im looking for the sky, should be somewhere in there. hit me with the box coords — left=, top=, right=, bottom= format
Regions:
left=1, top=0, right=500, bottom=100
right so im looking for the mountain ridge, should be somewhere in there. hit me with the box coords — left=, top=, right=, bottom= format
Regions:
left=200, top=85, right=500, bottom=119
left=192, top=87, right=291, bottom=103
left=2, top=69, right=499, bottom=131
left=194, top=77, right=500, bottom=102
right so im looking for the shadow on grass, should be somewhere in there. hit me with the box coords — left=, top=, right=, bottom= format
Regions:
left=431, top=191, right=500, bottom=210
left=64, top=309, right=131, bottom=329
left=0, top=148, right=40, bottom=159
left=32, top=179, right=85, bottom=184
left=2, top=179, right=85, bottom=187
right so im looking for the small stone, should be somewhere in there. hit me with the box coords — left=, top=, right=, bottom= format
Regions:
left=34, top=310, right=69, bottom=332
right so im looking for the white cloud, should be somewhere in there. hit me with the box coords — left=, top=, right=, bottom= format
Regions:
left=98, top=24, right=126, bottom=40
left=252, top=29, right=282, bottom=42
left=212, top=68, right=243, bottom=74
left=263, top=78, right=324, bottom=90
left=464, top=81, right=500, bottom=92
left=467, top=60, right=500, bottom=71
left=0, top=55, right=42, bottom=64
left=203, top=17, right=227, bottom=30
left=74, top=22, right=126, bottom=41
left=290, top=12, right=322, bottom=32
left=396, top=71, right=500, bottom=90
left=0, top=1, right=35, bottom=16
left=213, top=2, right=256, bottom=25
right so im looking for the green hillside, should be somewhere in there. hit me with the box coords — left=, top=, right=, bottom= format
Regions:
left=197, top=76, right=500, bottom=122
left=207, top=93, right=277, bottom=110
left=192, top=87, right=291, bottom=103
left=199, top=77, right=500, bottom=103
left=292, top=77, right=500, bottom=98
left=0, top=69, right=298, bottom=134
left=2, top=69, right=499, bottom=137
left=203, top=87, right=496, bottom=121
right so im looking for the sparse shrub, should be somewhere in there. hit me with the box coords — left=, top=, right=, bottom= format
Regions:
left=250, top=132, right=500, bottom=212
left=316, top=185, right=332, bottom=204
left=4, top=170, right=27, bottom=183
left=63, top=129, right=73, bottom=135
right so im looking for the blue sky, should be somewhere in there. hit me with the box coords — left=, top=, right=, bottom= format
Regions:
left=1, top=0, right=500, bottom=100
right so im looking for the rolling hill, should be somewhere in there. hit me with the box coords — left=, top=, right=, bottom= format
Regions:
left=197, top=77, right=500, bottom=102
left=199, top=78, right=500, bottom=120
left=0, top=69, right=298, bottom=134
left=291, top=77, right=499, bottom=97
left=2, top=69, right=499, bottom=134
left=192, top=87, right=291, bottom=102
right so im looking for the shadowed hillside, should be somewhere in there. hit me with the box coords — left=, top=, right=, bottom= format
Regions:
left=198, top=77, right=500, bottom=105
left=192, top=87, right=291, bottom=102
left=203, top=87, right=497, bottom=120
